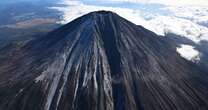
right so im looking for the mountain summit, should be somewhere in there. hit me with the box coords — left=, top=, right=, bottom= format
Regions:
left=0, top=11, right=208, bottom=110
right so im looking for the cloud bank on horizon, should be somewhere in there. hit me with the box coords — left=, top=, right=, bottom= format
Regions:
left=52, top=0, right=208, bottom=61
left=104, top=0, right=208, bottom=6
left=53, top=0, right=208, bottom=41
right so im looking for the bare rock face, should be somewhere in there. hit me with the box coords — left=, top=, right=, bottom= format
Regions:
left=0, top=11, right=208, bottom=110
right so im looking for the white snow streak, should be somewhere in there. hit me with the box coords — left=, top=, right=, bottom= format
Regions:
left=35, top=74, right=45, bottom=83
left=44, top=54, right=67, bottom=110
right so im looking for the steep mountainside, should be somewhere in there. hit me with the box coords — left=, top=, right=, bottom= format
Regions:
left=0, top=11, right=208, bottom=110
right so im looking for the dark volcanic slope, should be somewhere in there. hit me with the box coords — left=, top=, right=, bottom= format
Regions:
left=0, top=11, right=208, bottom=110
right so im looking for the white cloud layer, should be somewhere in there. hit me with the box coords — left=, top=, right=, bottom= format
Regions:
left=106, top=0, right=208, bottom=6
left=52, top=0, right=208, bottom=42
left=51, top=0, right=208, bottom=61
left=52, top=0, right=155, bottom=32
left=177, top=44, right=200, bottom=61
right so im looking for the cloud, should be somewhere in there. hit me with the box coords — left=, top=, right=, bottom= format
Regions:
left=52, top=0, right=156, bottom=32
left=52, top=0, right=208, bottom=42
left=177, top=44, right=200, bottom=61
left=51, top=0, right=208, bottom=61
left=105, top=0, right=208, bottom=6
